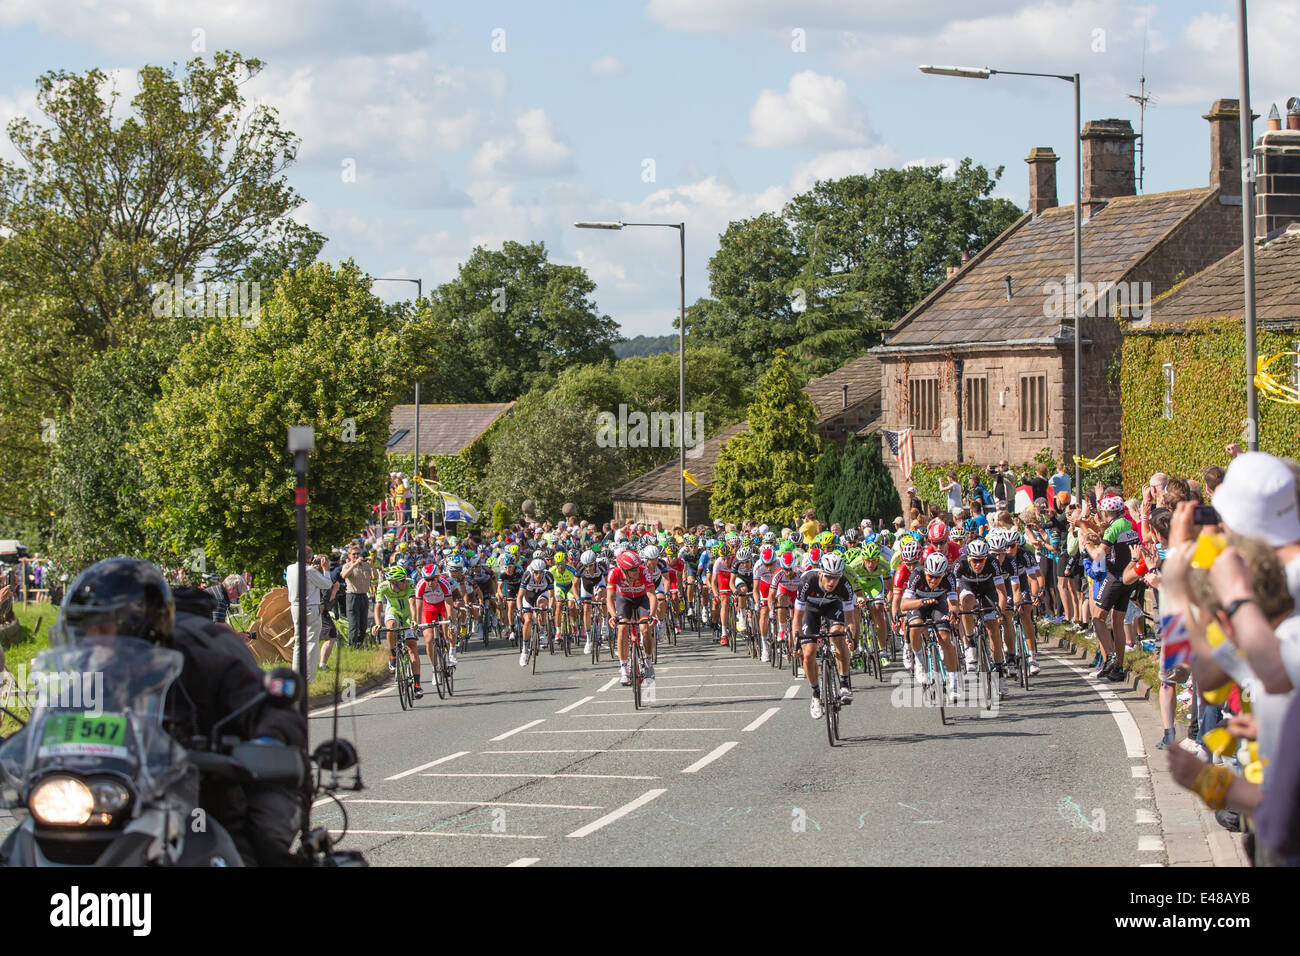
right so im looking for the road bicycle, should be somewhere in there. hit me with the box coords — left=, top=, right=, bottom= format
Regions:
left=615, top=614, right=657, bottom=710
left=1010, top=597, right=1034, bottom=691
left=852, top=599, right=885, bottom=683
left=911, top=614, right=952, bottom=727
left=554, top=599, right=576, bottom=657
left=525, top=604, right=553, bottom=675
left=810, top=623, right=844, bottom=747
left=420, top=620, right=455, bottom=699
left=377, top=625, right=418, bottom=710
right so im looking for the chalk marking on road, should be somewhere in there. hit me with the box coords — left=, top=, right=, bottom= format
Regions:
left=333, top=829, right=545, bottom=840
left=1135, top=788, right=1150, bottom=801
left=566, top=788, right=667, bottom=839
left=1138, top=835, right=1164, bottom=852
left=527, top=727, right=728, bottom=733
left=485, top=748, right=702, bottom=754
left=1045, top=650, right=1145, bottom=758
left=347, top=799, right=604, bottom=810
left=784, top=686, right=801, bottom=699
left=681, top=741, right=739, bottom=774
left=742, top=707, right=781, bottom=732
left=1131, top=766, right=1150, bottom=779
left=421, top=772, right=660, bottom=780
left=597, top=676, right=620, bottom=693
left=1136, top=808, right=1158, bottom=825
left=556, top=696, right=594, bottom=714
left=507, top=857, right=540, bottom=867
left=491, top=719, right=545, bottom=741
left=386, top=751, right=470, bottom=781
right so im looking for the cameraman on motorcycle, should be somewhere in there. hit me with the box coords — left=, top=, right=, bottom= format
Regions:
left=20, top=556, right=307, bottom=866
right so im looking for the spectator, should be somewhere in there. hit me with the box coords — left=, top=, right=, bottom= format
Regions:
left=1031, top=462, right=1051, bottom=504
left=315, top=553, right=341, bottom=670
left=967, top=473, right=993, bottom=508
left=938, top=472, right=962, bottom=514
left=1203, top=465, right=1226, bottom=496
left=286, top=548, right=333, bottom=682
left=906, top=486, right=922, bottom=515
left=798, top=508, right=819, bottom=545
left=989, top=459, right=1017, bottom=504
left=341, top=545, right=376, bottom=648
left=1050, top=460, right=1072, bottom=500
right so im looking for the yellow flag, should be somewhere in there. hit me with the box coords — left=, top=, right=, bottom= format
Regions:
left=1072, top=444, right=1119, bottom=470
left=683, top=469, right=700, bottom=489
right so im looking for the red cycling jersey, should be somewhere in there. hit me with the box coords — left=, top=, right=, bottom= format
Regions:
left=665, top=556, right=685, bottom=591
left=606, top=565, right=648, bottom=598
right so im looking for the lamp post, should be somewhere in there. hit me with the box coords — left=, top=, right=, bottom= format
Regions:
left=575, top=220, right=688, bottom=527
left=1236, top=0, right=1259, bottom=451
left=920, top=65, right=1084, bottom=493
left=372, top=277, right=424, bottom=528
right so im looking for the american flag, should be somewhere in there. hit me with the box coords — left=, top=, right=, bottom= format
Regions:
left=883, top=428, right=913, bottom=482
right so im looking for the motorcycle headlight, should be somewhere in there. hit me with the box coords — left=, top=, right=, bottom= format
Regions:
left=89, top=780, right=132, bottom=814
left=29, top=776, right=94, bottom=826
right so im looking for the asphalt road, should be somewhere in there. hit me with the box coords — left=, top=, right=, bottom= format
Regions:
left=308, top=620, right=1156, bottom=866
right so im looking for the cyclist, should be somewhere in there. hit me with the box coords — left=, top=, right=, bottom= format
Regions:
left=497, top=551, right=523, bottom=639
left=517, top=558, right=554, bottom=667
left=847, top=540, right=893, bottom=666
left=998, top=529, right=1043, bottom=678
left=663, top=543, right=687, bottom=638
left=576, top=550, right=605, bottom=655
left=952, top=536, right=1008, bottom=697
left=606, top=549, right=657, bottom=685
left=551, top=552, right=579, bottom=644
left=792, top=552, right=856, bottom=719
left=374, top=566, right=421, bottom=698
left=709, top=543, right=734, bottom=646
left=415, top=563, right=461, bottom=678
left=641, top=545, right=670, bottom=646
left=444, top=556, right=473, bottom=652
left=771, top=549, right=801, bottom=659
left=730, top=546, right=756, bottom=643
left=753, top=544, right=779, bottom=661
left=899, top=552, right=961, bottom=702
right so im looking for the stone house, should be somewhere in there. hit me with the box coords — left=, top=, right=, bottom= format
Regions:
left=871, top=100, right=1248, bottom=500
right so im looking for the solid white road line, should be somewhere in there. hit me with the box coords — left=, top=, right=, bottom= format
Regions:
left=597, top=676, right=620, bottom=692
left=490, top=719, right=545, bottom=741
left=309, top=683, right=393, bottom=717
left=527, top=727, right=728, bottom=733
left=561, top=709, right=755, bottom=717
left=507, top=857, right=541, bottom=867
left=421, top=772, right=660, bottom=780
left=1047, top=650, right=1145, bottom=758
left=335, top=829, right=544, bottom=840
left=347, top=799, right=603, bottom=809
left=742, top=707, right=781, bottom=732
left=566, top=788, right=668, bottom=839
left=783, top=686, right=801, bottom=699
left=680, top=741, right=739, bottom=774
left=385, top=751, right=470, bottom=781
left=556, top=696, right=594, bottom=714
left=651, top=693, right=785, bottom=701
left=485, top=748, right=702, bottom=754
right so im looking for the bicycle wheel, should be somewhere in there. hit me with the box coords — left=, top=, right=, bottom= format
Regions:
left=867, top=622, right=884, bottom=683
left=432, top=640, right=447, bottom=700
left=530, top=629, right=539, bottom=676
left=444, top=640, right=455, bottom=697
left=821, top=659, right=836, bottom=747
left=591, top=615, right=602, bottom=664
left=631, top=644, right=643, bottom=710
left=928, top=641, right=946, bottom=726
left=973, top=623, right=992, bottom=709
left=397, top=647, right=413, bottom=711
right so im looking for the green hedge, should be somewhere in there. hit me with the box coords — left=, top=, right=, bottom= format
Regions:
left=909, top=450, right=1050, bottom=512
left=1121, top=320, right=1300, bottom=491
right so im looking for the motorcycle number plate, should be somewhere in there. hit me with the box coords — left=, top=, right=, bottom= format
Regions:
left=39, top=713, right=129, bottom=757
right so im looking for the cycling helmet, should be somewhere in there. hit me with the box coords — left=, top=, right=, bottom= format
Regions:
left=448, top=556, right=465, bottom=571
left=552, top=552, right=566, bottom=566
left=817, top=531, right=835, bottom=549
left=759, top=545, right=774, bottom=563
left=735, top=547, right=752, bottom=563
left=664, top=544, right=677, bottom=558
left=987, top=529, right=1007, bottom=552
left=927, top=519, right=948, bottom=543
left=878, top=531, right=894, bottom=547
left=808, top=546, right=822, bottom=563
left=762, top=531, right=776, bottom=544
left=55, top=557, right=174, bottom=647
left=386, top=566, right=407, bottom=582
left=421, top=563, right=437, bottom=579
left=818, top=552, right=845, bottom=576
left=507, top=544, right=520, bottom=556
left=779, top=551, right=796, bottom=570
left=527, top=558, right=547, bottom=574
left=580, top=550, right=596, bottom=566
left=862, top=543, right=881, bottom=562
left=924, top=552, right=949, bottom=576
left=900, top=539, right=921, bottom=562
left=843, top=528, right=860, bottom=546
left=966, top=537, right=989, bottom=559
left=640, top=545, right=661, bottom=563
left=617, top=551, right=641, bottom=572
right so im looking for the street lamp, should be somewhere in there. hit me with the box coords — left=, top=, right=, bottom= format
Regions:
left=372, top=277, right=424, bottom=529
left=920, top=64, right=1084, bottom=493
left=575, top=220, right=688, bottom=528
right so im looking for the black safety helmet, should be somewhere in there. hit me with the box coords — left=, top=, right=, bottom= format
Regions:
left=55, top=557, right=175, bottom=646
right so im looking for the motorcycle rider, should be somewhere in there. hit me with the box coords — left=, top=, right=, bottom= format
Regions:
left=43, top=557, right=306, bottom=866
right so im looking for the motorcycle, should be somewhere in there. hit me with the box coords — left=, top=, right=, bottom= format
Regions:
left=0, top=635, right=363, bottom=866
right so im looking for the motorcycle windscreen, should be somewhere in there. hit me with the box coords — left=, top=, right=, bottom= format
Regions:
left=0, top=636, right=186, bottom=805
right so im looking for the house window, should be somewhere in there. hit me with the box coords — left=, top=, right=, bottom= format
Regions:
left=1162, top=362, right=1174, bottom=419
left=964, top=376, right=988, bottom=434
left=1019, top=374, right=1047, bottom=435
left=1292, top=342, right=1300, bottom=390
left=908, top=377, right=939, bottom=433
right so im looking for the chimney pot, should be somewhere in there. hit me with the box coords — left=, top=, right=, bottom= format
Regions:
left=1025, top=146, right=1060, bottom=215
left=1204, top=99, right=1244, bottom=197
left=1080, top=119, right=1136, bottom=216
left=1288, top=96, right=1300, bottom=130
left=1268, top=103, right=1282, bottom=132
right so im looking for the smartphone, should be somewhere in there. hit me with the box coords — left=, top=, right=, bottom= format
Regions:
left=1193, top=504, right=1220, bottom=525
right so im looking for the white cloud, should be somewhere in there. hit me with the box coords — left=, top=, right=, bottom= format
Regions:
left=744, top=70, right=874, bottom=149
left=788, top=146, right=903, bottom=191
left=469, top=108, right=576, bottom=179
left=589, top=55, right=627, bottom=78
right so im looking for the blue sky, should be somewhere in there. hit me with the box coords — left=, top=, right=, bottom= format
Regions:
left=1, top=1, right=1295, bottom=336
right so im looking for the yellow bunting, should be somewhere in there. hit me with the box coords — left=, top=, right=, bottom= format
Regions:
left=1072, top=444, right=1119, bottom=470
left=1255, top=352, right=1300, bottom=405
left=683, top=469, right=700, bottom=489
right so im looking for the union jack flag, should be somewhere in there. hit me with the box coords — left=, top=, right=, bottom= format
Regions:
left=1160, top=613, right=1190, bottom=672
left=883, top=428, right=913, bottom=483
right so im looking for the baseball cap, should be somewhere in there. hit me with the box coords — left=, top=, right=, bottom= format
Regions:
left=1213, top=452, right=1300, bottom=547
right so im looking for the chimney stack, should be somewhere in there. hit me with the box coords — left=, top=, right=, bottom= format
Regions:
left=1080, top=119, right=1136, bottom=217
left=1204, top=99, right=1243, bottom=197
left=1025, top=147, right=1059, bottom=214
left=1255, top=123, right=1300, bottom=239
